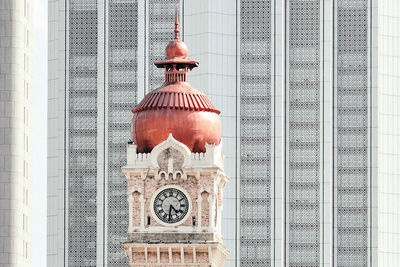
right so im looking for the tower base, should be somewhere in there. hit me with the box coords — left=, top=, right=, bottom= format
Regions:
left=122, top=241, right=228, bottom=267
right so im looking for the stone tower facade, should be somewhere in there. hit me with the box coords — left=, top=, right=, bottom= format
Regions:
left=121, top=13, right=228, bottom=267
left=122, top=135, right=228, bottom=266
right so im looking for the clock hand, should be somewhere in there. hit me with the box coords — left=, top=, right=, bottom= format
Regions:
left=168, top=205, right=172, bottom=221
left=171, top=205, right=179, bottom=214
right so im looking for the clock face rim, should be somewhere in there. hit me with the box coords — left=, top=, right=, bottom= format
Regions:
left=150, top=185, right=192, bottom=227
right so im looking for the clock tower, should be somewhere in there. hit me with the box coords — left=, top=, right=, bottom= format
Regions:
left=121, top=13, right=229, bottom=267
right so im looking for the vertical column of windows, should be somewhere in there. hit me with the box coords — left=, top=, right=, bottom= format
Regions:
left=336, top=1, right=369, bottom=266
left=68, top=1, right=98, bottom=266
left=287, top=0, right=321, bottom=266
left=240, top=1, right=272, bottom=266
left=107, top=1, right=139, bottom=266
left=148, top=0, right=180, bottom=89
left=22, top=1, right=31, bottom=262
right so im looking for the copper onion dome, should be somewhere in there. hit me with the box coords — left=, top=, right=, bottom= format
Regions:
left=131, top=11, right=221, bottom=153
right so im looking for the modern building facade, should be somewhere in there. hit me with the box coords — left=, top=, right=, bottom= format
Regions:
left=0, top=0, right=33, bottom=266
left=48, top=0, right=400, bottom=267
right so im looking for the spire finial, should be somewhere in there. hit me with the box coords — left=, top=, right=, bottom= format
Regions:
left=174, top=9, right=180, bottom=40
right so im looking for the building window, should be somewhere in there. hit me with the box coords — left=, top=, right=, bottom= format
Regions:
left=24, top=81, right=29, bottom=100
left=23, top=161, right=28, bottom=178
left=23, top=240, right=28, bottom=258
left=23, top=214, right=27, bottom=232
left=25, top=188, right=28, bottom=206
left=24, top=28, right=29, bottom=46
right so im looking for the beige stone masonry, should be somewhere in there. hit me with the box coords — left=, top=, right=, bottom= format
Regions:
left=122, top=242, right=228, bottom=267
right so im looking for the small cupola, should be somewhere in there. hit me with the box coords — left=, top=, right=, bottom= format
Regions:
left=154, top=10, right=198, bottom=83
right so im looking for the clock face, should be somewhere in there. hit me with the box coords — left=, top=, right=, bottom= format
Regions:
left=153, top=188, right=189, bottom=224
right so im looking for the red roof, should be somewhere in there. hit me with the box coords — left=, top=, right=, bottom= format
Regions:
left=132, top=82, right=220, bottom=114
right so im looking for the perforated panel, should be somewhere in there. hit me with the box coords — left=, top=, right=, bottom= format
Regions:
left=287, top=0, right=321, bottom=266
left=148, top=0, right=180, bottom=89
left=336, top=1, right=369, bottom=266
left=68, top=1, right=98, bottom=266
left=240, top=1, right=272, bottom=266
left=107, top=1, right=138, bottom=266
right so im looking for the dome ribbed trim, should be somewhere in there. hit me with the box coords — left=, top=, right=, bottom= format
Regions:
left=132, top=90, right=220, bottom=114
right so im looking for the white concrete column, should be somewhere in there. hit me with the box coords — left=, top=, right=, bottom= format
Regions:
left=128, top=195, right=133, bottom=233
left=197, top=195, right=202, bottom=229
left=96, top=0, right=106, bottom=265
left=140, top=195, right=146, bottom=229
left=209, top=194, right=214, bottom=228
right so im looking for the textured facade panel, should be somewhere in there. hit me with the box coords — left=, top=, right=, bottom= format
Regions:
left=287, top=0, right=321, bottom=266
left=107, top=1, right=139, bottom=266
left=240, top=1, right=272, bottom=266
left=148, top=0, right=180, bottom=89
left=68, top=2, right=98, bottom=266
left=336, top=0, right=369, bottom=266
